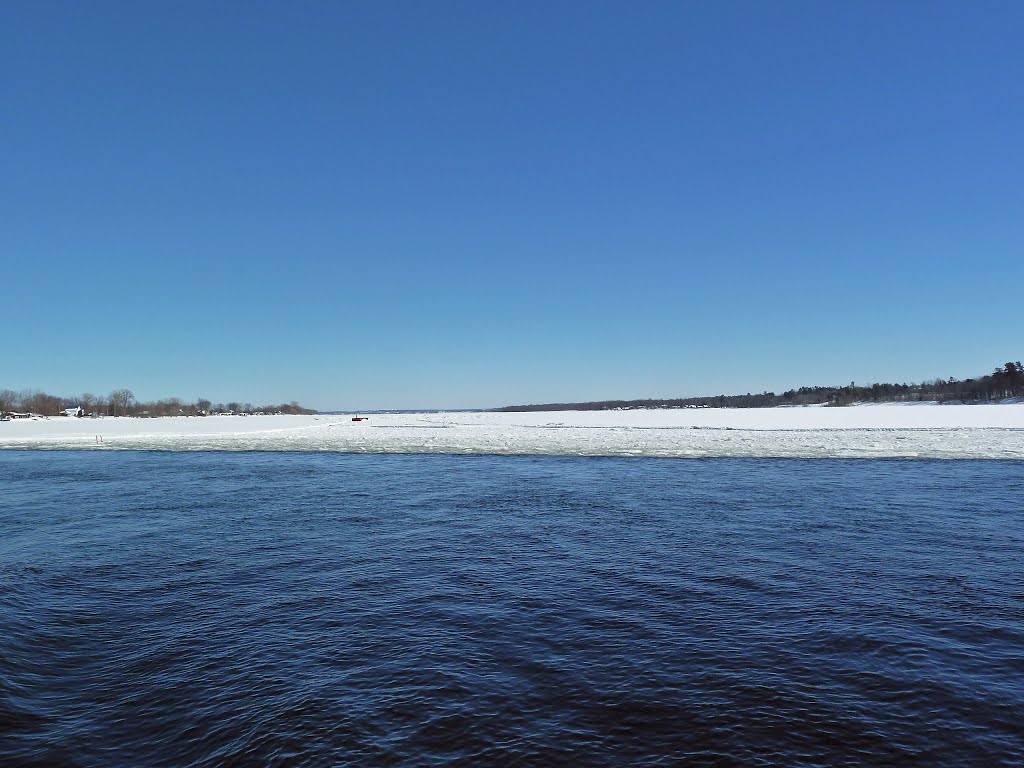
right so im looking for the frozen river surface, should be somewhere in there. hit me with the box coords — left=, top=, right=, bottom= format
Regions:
left=3, top=405, right=1023, bottom=459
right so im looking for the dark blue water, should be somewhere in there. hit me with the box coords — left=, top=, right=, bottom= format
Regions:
left=1, top=453, right=1022, bottom=767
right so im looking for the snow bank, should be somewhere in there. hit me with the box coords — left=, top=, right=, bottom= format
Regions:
left=2, top=406, right=1023, bottom=459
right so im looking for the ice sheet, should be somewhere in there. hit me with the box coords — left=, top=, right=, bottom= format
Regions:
left=3, top=406, right=1023, bottom=459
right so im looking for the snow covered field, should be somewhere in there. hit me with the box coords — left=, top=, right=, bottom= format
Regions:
left=2, top=405, right=1024, bottom=458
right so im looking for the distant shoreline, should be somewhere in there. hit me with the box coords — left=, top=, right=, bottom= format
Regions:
left=497, top=361, right=1023, bottom=412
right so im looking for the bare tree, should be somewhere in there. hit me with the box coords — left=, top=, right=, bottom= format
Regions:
left=21, top=389, right=62, bottom=415
left=0, top=388, right=15, bottom=415
left=110, top=388, right=135, bottom=417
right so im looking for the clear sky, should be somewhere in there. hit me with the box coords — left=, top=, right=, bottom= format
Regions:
left=3, top=1, right=1022, bottom=410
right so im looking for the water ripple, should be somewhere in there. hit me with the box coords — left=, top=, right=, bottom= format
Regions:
left=1, top=453, right=1022, bottom=766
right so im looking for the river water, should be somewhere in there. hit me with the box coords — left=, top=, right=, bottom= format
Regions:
left=1, top=452, right=1022, bottom=766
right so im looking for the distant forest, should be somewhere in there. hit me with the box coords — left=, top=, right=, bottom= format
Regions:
left=0, top=388, right=317, bottom=418
left=498, top=361, right=1024, bottom=412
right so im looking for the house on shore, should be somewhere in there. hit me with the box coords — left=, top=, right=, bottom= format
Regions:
left=61, top=407, right=84, bottom=417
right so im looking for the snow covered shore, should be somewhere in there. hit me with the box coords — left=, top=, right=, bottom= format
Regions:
left=2, top=405, right=1023, bottom=459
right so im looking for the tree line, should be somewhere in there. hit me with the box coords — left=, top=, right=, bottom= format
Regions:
left=497, top=360, right=1024, bottom=412
left=0, top=388, right=317, bottom=417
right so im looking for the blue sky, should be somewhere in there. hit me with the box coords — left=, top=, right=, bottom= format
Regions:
left=3, top=1, right=1022, bottom=409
